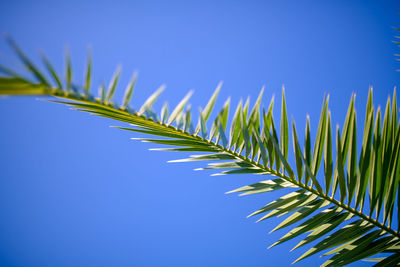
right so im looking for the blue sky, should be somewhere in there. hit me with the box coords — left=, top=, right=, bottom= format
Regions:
left=0, top=0, right=399, bottom=266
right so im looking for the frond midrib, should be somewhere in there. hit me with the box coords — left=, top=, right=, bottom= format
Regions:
left=52, top=89, right=400, bottom=242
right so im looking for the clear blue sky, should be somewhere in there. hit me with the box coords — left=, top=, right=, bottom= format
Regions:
left=0, top=0, right=399, bottom=266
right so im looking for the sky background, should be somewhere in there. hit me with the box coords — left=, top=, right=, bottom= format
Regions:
left=0, top=0, right=399, bottom=266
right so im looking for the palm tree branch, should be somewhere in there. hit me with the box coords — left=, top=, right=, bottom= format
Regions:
left=0, top=42, right=399, bottom=265
left=24, top=86, right=400, bottom=240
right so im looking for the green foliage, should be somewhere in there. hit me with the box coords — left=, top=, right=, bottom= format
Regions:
left=1, top=41, right=400, bottom=266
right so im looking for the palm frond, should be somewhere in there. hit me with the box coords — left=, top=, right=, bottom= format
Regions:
left=0, top=41, right=399, bottom=266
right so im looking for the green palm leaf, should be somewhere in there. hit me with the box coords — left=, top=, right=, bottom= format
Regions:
left=1, top=43, right=399, bottom=266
